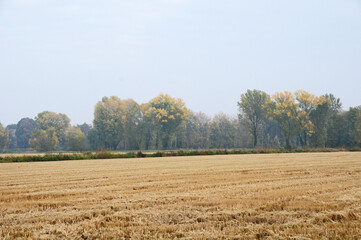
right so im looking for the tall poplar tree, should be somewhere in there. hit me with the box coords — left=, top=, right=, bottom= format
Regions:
left=238, top=89, right=271, bottom=148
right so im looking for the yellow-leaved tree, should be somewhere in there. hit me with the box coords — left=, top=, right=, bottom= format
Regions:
left=29, top=128, right=59, bottom=152
left=145, top=94, right=189, bottom=149
left=294, top=90, right=320, bottom=147
left=272, top=91, right=299, bottom=149
left=35, top=111, right=70, bottom=146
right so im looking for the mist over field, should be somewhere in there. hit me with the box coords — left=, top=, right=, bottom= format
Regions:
left=1, top=0, right=361, bottom=126
left=1, top=1, right=361, bottom=152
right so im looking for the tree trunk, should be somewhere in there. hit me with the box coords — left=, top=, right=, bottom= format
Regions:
left=253, top=128, right=257, bottom=148
left=285, top=136, right=291, bottom=149
left=303, top=132, right=308, bottom=147
left=299, top=134, right=305, bottom=148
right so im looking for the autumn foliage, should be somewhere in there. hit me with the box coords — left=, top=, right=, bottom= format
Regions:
left=0, top=91, right=360, bottom=152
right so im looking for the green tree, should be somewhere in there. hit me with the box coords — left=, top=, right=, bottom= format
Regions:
left=355, top=110, right=361, bottom=147
left=29, top=128, right=59, bottom=152
left=344, top=106, right=361, bottom=147
left=325, top=94, right=343, bottom=147
left=93, top=96, right=125, bottom=150
left=262, top=120, right=283, bottom=148
left=209, top=113, right=238, bottom=149
left=145, top=94, right=189, bottom=149
left=77, top=123, right=92, bottom=136
left=325, top=93, right=342, bottom=113
left=6, top=124, right=17, bottom=149
left=173, top=121, right=188, bottom=149
left=35, top=111, right=70, bottom=146
left=185, top=111, right=211, bottom=149
left=139, top=103, right=156, bottom=150
left=238, top=89, right=271, bottom=148
left=310, top=97, right=331, bottom=147
left=0, top=123, right=10, bottom=152
left=87, top=128, right=101, bottom=150
left=65, top=127, right=88, bottom=151
left=16, top=118, right=37, bottom=149
left=123, top=99, right=143, bottom=150
left=325, top=113, right=347, bottom=148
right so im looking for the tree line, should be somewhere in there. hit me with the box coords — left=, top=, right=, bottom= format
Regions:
left=0, top=90, right=360, bottom=152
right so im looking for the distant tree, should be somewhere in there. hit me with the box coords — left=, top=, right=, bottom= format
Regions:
left=185, top=111, right=211, bottom=149
left=324, top=94, right=343, bottom=147
left=29, top=128, right=59, bottom=152
left=238, top=89, right=271, bottom=148
left=344, top=106, right=361, bottom=147
left=173, top=121, right=187, bottom=149
left=310, top=97, right=331, bottom=147
left=262, top=120, right=283, bottom=148
left=6, top=124, right=17, bottom=149
left=355, top=109, right=361, bottom=147
left=145, top=94, right=189, bottom=149
left=309, top=94, right=343, bottom=148
left=294, top=90, right=319, bottom=147
left=87, top=128, right=101, bottom=150
left=272, top=91, right=298, bottom=149
left=139, top=103, right=156, bottom=150
left=65, top=127, right=88, bottom=151
left=325, top=93, right=342, bottom=113
left=209, top=113, right=238, bottom=149
left=16, top=118, right=37, bottom=149
left=35, top=111, right=70, bottom=146
left=77, top=123, right=92, bottom=136
left=123, top=99, right=143, bottom=150
left=0, top=123, right=10, bottom=152
left=325, top=113, right=347, bottom=148
left=237, top=118, right=253, bottom=148
left=7, top=124, right=17, bottom=130
left=93, top=96, right=126, bottom=150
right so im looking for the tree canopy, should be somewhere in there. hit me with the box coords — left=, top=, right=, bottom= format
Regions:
left=238, top=89, right=271, bottom=147
left=1, top=91, right=360, bottom=152
left=16, top=118, right=37, bottom=149
left=35, top=111, right=70, bottom=146
left=0, top=123, right=10, bottom=152
left=144, top=94, right=189, bottom=149
left=29, top=128, right=59, bottom=152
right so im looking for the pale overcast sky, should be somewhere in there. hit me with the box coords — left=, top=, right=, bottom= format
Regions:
left=1, top=0, right=360, bottom=126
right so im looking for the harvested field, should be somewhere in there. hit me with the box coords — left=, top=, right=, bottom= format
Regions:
left=0, top=152, right=360, bottom=239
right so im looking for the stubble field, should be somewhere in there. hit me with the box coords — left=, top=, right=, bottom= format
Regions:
left=0, top=152, right=360, bottom=239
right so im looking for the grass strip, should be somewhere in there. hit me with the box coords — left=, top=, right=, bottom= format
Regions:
left=0, top=147, right=360, bottom=163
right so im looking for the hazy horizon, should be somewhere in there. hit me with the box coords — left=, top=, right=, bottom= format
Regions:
left=1, top=0, right=361, bottom=126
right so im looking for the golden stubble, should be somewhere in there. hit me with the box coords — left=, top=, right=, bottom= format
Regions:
left=0, top=152, right=360, bottom=239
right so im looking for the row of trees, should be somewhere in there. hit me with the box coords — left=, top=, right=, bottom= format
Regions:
left=0, top=91, right=360, bottom=152
left=238, top=90, right=360, bottom=149
left=1, top=112, right=88, bottom=152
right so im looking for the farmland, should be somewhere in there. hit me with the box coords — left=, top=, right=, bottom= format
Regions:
left=1, top=152, right=360, bottom=239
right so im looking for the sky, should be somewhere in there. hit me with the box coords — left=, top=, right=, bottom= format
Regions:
left=1, top=0, right=361, bottom=126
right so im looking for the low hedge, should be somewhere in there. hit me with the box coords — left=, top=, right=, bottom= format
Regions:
left=0, top=148, right=357, bottom=163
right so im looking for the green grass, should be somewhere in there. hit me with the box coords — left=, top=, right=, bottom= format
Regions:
left=0, top=147, right=359, bottom=163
